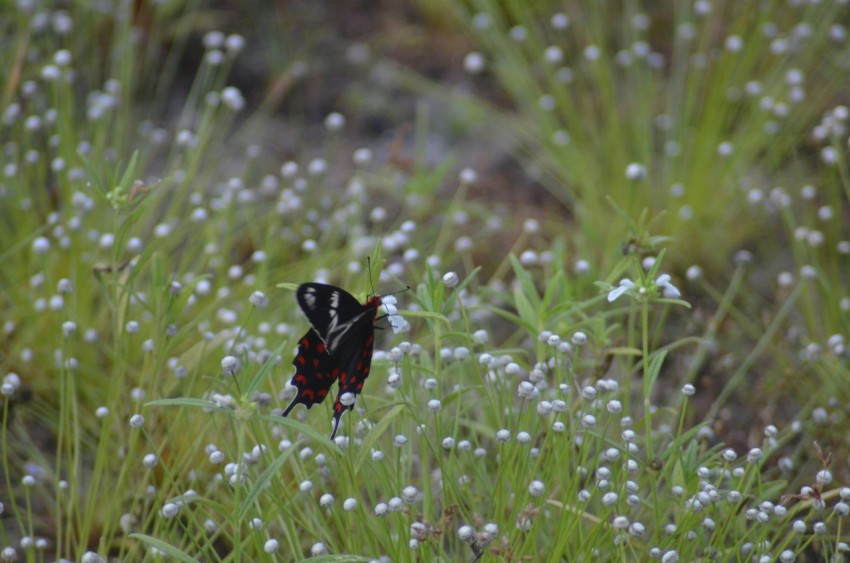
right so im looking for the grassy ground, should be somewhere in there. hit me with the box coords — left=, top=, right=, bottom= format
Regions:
left=2, top=1, right=850, bottom=561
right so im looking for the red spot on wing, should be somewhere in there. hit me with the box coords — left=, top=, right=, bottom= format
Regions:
left=283, top=328, right=339, bottom=416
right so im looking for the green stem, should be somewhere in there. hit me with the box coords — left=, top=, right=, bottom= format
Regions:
left=641, top=301, right=653, bottom=461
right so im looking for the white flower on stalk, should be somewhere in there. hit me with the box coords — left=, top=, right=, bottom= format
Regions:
left=607, top=274, right=681, bottom=303
left=655, top=274, right=681, bottom=298
left=607, top=279, right=637, bottom=302
left=382, top=296, right=408, bottom=333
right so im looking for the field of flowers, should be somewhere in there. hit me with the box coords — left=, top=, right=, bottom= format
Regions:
left=2, top=1, right=849, bottom=561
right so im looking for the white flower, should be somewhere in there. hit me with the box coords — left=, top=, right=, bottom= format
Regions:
left=463, top=52, right=485, bottom=74
left=161, top=503, right=179, bottom=518
left=324, top=112, right=345, bottom=131
left=816, top=470, right=833, bottom=485
left=221, top=87, right=245, bottom=111
left=402, top=486, right=418, bottom=503
left=459, top=168, right=477, bottom=184
left=625, top=162, right=647, bottom=181
left=528, top=480, right=545, bottom=497
left=655, top=274, right=681, bottom=298
left=458, top=525, right=474, bottom=541
left=609, top=274, right=682, bottom=302
left=608, top=279, right=636, bottom=302
left=249, top=291, right=268, bottom=308
left=382, top=296, right=407, bottom=334
left=225, top=34, right=245, bottom=54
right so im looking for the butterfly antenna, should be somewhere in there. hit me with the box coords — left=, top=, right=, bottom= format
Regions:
left=382, top=285, right=411, bottom=298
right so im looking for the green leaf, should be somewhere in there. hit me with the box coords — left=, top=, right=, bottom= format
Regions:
left=397, top=309, right=449, bottom=324
left=509, top=254, right=541, bottom=311
left=129, top=534, right=197, bottom=563
left=368, top=240, right=385, bottom=291
left=646, top=248, right=667, bottom=280
left=660, top=422, right=710, bottom=462
left=486, top=305, right=536, bottom=334
left=604, top=256, right=633, bottom=286
left=166, top=493, right=227, bottom=513
left=512, top=285, right=538, bottom=331
left=257, top=414, right=340, bottom=449
left=239, top=447, right=298, bottom=520
left=145, top=398, right=220, bottom=410
left=151, top=252, right=165, bottom=291
left=607, top=346, right=643, bottom=357
left=541, top=270, right=567, bottom=312
left=78, top=150, right=109, bottom=198
left=117, top=150, right=140, bottom=193
left=645, top=349, right=667, bottom=393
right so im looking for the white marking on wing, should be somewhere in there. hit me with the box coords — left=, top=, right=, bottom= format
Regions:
left=326, top=309, right=371, bottom=353
left=326, top=291, right=340, bottom=334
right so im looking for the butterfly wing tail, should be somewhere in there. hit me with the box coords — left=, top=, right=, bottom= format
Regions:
left=330, top=400, right=344, bottom=439
left=281, top=396, right=299, bottom=418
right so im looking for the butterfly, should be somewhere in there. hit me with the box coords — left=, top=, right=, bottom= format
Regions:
left=282, top=283, right=383, bottom=439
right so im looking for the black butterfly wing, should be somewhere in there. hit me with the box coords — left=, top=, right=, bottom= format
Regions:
left=328, top=308, right=377, bottom=438
left=297, top=283, right=374, bottom=354
left=281, top=328, right=340, bottom=416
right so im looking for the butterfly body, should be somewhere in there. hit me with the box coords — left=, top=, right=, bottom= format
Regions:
left=283, top=283, right=382, bottom=439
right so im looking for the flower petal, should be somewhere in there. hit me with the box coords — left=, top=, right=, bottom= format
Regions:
left=656, top=274, right=681, bottom=298
left=607, top=279, right=635, bottom=303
